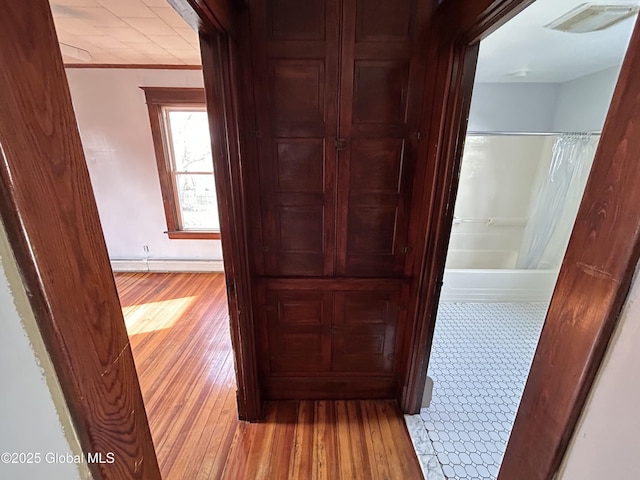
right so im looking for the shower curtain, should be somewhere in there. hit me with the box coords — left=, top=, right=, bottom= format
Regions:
left=516, top=133, right=599, bottom=270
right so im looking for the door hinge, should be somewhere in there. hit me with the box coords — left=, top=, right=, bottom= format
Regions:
left=334, top=138, right=347, bottom=151
left=400, top=246, right=412, bottom=254
left=226, top=280, right=236, bottom=297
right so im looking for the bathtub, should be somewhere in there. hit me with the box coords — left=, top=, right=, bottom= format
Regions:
left=440, top=268, right=559, bottom=303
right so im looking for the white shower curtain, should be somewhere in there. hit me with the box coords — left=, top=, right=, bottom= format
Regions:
left=516, top=133, right=599, bottom=270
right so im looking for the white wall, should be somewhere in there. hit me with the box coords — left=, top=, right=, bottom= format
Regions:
left=447, top=135, right=554, bottom=269
left=0, top=221, right=90, bottom=480
left=65, top=68, right=222, bottom=261
left=469, top=68, right=619, bottom=135
left=558, top=263, right=640, bottom=480
left=553, top=66, right=621, bottom=133
left=454, top=67, right=620, bottom=274
left=468, top=83, right=560, bottom=133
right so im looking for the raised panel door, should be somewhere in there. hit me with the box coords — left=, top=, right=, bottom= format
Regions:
left=263, top=289, right=332, bottom=374
left=244, top=0, right=432, bottom=401
left=333, top=290, right=401, bottom=373
left=250, top=0, right=339, bottom=276
left=336, top=0, right=426, bottom=276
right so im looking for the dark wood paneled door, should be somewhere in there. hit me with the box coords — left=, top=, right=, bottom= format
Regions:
left=245, top=0, right=430, bottom=399
left=250, top=0, right=340, bottom=276
left=261, top=286, right=401, bottom=376
left=336, top=0, right=425, bottom=277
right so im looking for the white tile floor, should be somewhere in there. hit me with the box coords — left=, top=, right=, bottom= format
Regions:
left=406, top=302, right=548, bottom=480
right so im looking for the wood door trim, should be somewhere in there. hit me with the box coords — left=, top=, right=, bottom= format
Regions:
left=403, top=36, right=480, bottom=412
left=500, top=16, right=640, bottom=479
left=405, top=1, right=640, bottom=479
left=173, top=0, right=237, bottom=36
left=199, top=31, right=262, bottom=420
left=0, top=1, right=160, bottom=478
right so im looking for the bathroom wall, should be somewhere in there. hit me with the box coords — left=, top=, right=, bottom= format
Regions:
left=451, top=66, right=621, bottom=274
left=552, top=66, right=620, bottom=133
left=468, top=82, right=559, bottom=133
left=446, top=135, right=554, bottom=270
left=468, top=67, right=619, bottom=135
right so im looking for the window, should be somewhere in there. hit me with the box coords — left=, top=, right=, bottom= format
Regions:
left=142, top=87, right=220, bottom=240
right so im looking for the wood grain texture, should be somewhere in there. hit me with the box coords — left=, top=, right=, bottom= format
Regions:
left=256, top=278, right=408, bottom=399
left=116, top=273, right=238, bottom=479
left=435, top=0, right=536, bottom=44
left=249, top=0, right=340, bottom=277
left=222, top=400, right=423, bottom=479
left=402, top=36, right=480, bottom=413
left=119, top=272, right=423, bottom=479
left=200, top=31, right=262, bottom=420
left=236, top=0, right=435, bottom=403
left=499, top=14, right=640, bottom=480
left=336, top=0, right=429, bottom=277
left=0, top=1, right=159, bottom=478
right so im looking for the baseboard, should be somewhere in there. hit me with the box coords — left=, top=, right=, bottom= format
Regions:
left=263, top=376, right=397, bottom=400
left=110, top=259, right=224, bottom=273
left=440, top=269, right=558, bottom=303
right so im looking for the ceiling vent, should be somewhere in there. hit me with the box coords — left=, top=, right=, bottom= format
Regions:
left=545, top=3, right=640, bottom=33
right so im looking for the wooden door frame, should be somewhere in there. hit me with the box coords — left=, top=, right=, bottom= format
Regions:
left=404, top=1, right=640, bottom=479
left=0, top=1, right=161, bottom=478
left=2, top=3, right=259, bottom=480
left=199, top=29, right=262, bottom=420
left=5, top=0, right=640, bottom=477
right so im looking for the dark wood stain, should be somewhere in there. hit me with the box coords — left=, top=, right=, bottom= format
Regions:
left=238, top=0, right=434, bottom=402
left=0, top=1, right=159, bottom=478
left=199, top=31, right=263, bottom=420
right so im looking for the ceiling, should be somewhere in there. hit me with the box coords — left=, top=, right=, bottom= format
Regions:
left=476, top=0, right=639, bottom=83
left=50, top=0, right=200, bottom=65
left=51, top=0, right=639, bottom=74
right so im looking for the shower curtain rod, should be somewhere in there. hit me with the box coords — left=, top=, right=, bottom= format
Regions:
left=466, top=131, right=601, bottom=136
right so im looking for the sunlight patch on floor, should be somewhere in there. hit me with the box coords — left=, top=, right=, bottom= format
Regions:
left=122, top=296, right=196, bottom=334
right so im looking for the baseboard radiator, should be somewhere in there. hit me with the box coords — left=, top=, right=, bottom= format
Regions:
left=110, top=259, right=224, bottom=273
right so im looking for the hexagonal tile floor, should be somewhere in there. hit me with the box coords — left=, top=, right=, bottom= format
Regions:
left=405, top=302, right=547, bottom=480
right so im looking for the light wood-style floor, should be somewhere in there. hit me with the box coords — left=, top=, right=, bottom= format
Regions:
left=115, top=272, right=424, bottom=479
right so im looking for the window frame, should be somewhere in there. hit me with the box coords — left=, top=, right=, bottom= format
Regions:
left=141, top=86, right=221, bottom=240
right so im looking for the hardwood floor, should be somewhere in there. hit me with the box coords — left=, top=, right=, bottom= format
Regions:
left=115, top=272, right=424, bottom=479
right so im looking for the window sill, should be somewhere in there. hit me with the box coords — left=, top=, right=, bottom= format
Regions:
left=166, top=230, right=221, bottom=240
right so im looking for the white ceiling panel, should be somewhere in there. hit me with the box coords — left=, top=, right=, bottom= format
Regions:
left=50, top=0, right=201, bottom=66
